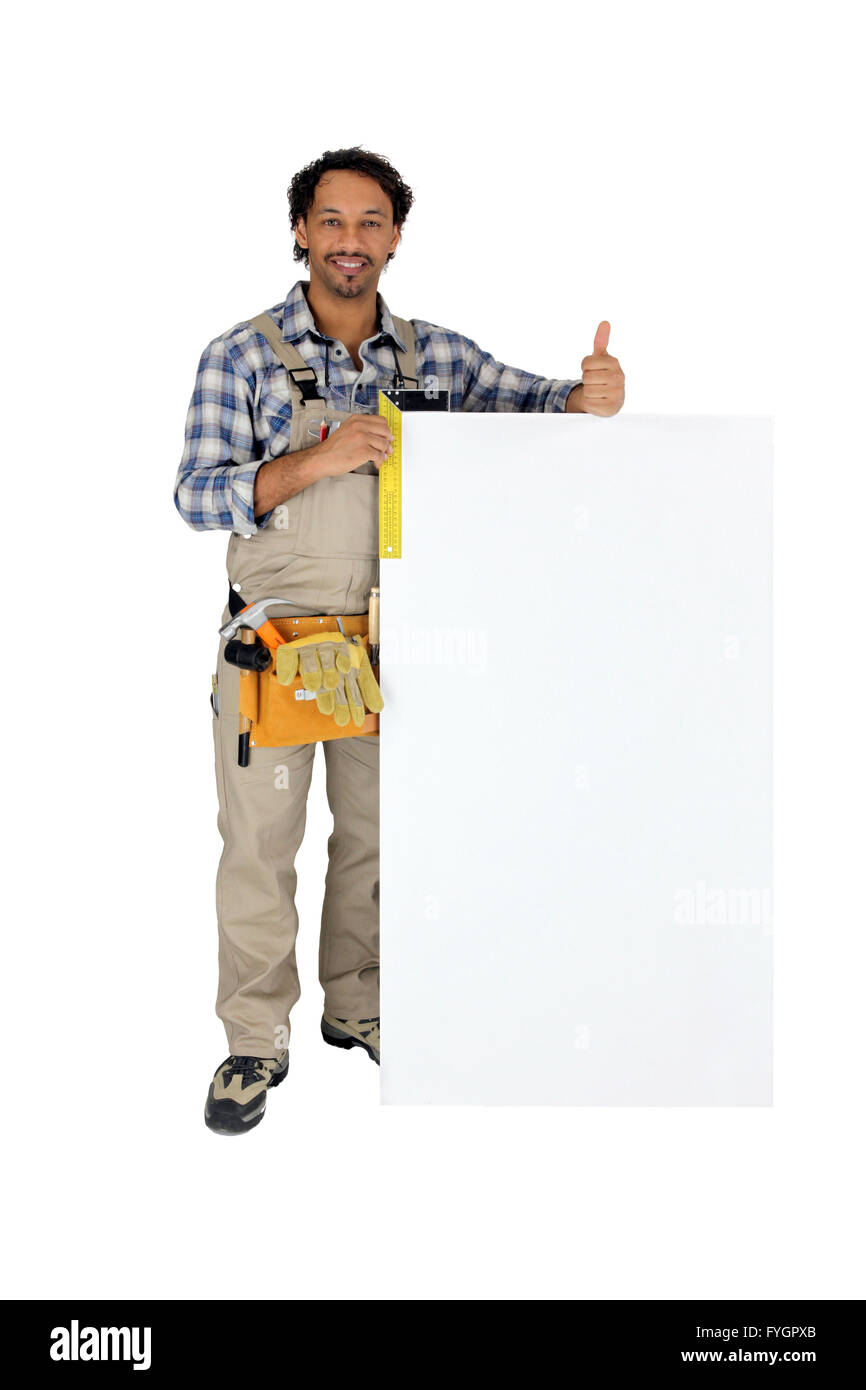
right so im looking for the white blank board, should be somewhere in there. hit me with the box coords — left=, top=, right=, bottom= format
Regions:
left=380, top=414, right=772, bottom=1106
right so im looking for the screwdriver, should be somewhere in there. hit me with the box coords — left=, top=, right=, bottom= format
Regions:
left=368, top=585, right=380, bottom=668
left=238, top=627, right=257, bottom=767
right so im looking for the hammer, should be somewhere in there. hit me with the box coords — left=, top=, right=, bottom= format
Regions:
left=219, top=596, right=305, bottom=650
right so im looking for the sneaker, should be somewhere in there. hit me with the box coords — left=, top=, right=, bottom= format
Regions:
left=321, top=1012, right=380, bottom=1066
left=204, top=1051, right=289, bottom=1135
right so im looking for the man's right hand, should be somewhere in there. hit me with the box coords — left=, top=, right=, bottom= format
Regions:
left=315, top=413, right=394, bottom=477
left=253, top=413, right=394, bottom=517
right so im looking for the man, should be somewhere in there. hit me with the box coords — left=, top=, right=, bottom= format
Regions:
left=175, top=146, right=626, bottom=1135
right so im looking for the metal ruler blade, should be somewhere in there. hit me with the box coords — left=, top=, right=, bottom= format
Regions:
left=378, top=390, right=402, bottom=558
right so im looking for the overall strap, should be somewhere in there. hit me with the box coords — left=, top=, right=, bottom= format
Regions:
left=390, top=315, right=417, bottom=382
left=250, top=311, right=323, bottom=407
left=249, top=311, right=311, bottom=372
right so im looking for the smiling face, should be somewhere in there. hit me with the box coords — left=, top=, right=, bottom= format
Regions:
left=295, top=169, right=402, bottom=299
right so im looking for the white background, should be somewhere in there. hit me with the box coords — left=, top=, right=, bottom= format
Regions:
left=2, top=0, right=863, bottom=1300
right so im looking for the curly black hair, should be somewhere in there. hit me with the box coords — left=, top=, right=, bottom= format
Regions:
left=287, top=146, right=414, bottom=268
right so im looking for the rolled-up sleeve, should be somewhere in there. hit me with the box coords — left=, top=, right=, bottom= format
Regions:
left=460, top=336, right=581, bottom=413
left=173, top=338, right=271, bottom=532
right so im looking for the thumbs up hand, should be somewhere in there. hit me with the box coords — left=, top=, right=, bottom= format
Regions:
left=577, top=320, right=625, bottom=417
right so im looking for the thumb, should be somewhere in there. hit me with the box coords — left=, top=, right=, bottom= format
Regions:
left=593, top=320, right=611, bottom=355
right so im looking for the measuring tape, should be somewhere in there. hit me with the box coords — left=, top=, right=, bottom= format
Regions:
left=378, top=390, right=402, bottom=559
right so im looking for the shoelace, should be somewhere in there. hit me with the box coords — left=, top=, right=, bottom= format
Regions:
left=222, top=1055, right=269, bottom=1086
left=339, top=1017, right=380, bottom=1044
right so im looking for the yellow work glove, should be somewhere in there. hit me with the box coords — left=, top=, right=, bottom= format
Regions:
left=275, top=633, right=384, bottom=728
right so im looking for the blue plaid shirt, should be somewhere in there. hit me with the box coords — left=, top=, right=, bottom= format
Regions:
left=174, top=279, right=581, bottom=532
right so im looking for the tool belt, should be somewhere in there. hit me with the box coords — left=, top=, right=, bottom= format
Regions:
left=237, top=613, right=380, bottom=748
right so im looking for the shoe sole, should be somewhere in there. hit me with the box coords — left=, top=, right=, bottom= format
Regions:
left=321, top=1017, right=380, bottom=1066
left=204, top=1055, right=289, bottom=1136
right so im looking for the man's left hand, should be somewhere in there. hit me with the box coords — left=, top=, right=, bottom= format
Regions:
left=573, top=321, right=625, bottom=416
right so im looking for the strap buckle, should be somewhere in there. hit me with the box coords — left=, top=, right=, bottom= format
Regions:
left=288, top=366, right=324, bottom=406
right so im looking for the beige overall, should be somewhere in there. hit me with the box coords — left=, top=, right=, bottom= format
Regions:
left=212, top=310, right=417, bottom=1057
